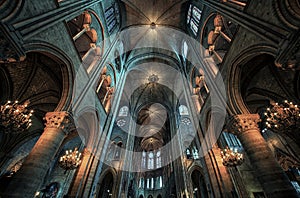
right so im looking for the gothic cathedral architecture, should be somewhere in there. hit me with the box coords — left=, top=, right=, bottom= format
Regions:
left=0, top=0, right=300, bottom=198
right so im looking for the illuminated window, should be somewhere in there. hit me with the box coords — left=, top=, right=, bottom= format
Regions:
left=192, top=6, right=202, bottom=22
left=179, top=105, right=189, bottom=115
left=151, top=178, right=154, bottom=189
left=186, top=148, right=192, bottom=159
left=183, top=41, right=188, bottom=59
left=139, top=178, right=144, bottom=188
left=142, top=151, right=146, bottom=168
left=187, top=4, right=192, bottom=24
left=114, top=142, right=122, bottom=159
left=159, top=176, right=163, bottom=188
left=291, top=181, right=300, bottom=194
left=193, top=147, right=199, bottom=159
left=148, top=151, right=154, bottom=169
left=186, top=4, right=202, bottom=36
left=118, top=106, right=129, bottom=117
left=104, top=4, right=119, bottom=34
left=147, top=178, right=150, bottom=189
left=190, top=19, right=198, bottom=36
left=156, top=151, right=162, bottom=168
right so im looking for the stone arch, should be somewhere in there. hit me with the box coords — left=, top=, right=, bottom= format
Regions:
left=23, top=42, right=74, bottom=111
left=87, top=9, right=106, bottom=47
left=66, top=10, right=105, bottom=60
left=125, top=49, right=181, bottom=72
left=95, top=63, right=116, bottom=112
left=200, top=12, right=238, bottom=66
left=189, top=167, right=209, bottom=198
left=109, top=136, right=123, bottom=160
left=227, top=45, right=277, bottom=115
left=106, top=63, right=117, bottom=88
left=0, top=50, right=72, bottom=183
left=202, top=105, right=226, bottom=153
left=199, top=12, right=217, bottom=57
left=0, top=0, right=23, bottom=21
left=75, top=108, right=100, bottom=155
left=274, top=0, right=300, bottom=29
left=97, top=168, right=117, bottom=198
left=190, top=66, right=209, bottom=107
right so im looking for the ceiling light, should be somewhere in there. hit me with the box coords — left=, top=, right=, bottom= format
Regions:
left=150, top=22, right=156, bottom=29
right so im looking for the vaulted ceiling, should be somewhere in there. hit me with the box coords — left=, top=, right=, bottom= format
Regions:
left=121, top=0, right=187, bottom=30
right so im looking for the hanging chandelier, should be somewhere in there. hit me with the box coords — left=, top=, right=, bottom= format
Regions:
left=59, top=148, right=82, bottom=173
left=0, top=100, right=33, bottom=134
left=221, top=147, right=244, bottom=167
left=262, top=100, right=300, bottom=143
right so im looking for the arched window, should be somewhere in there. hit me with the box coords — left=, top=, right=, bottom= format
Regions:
left=139, top=178, right=144, bottom=188
left=108, top=142, right=116, bottom=160
left=115, top=142, right=122, bottom=159
left=186, top=4, right=202, bottom=36
left=179, top=105, right=189, bottom=115
left=156, top=151, right=162, bottom=168
left=183, top=41, right=188, bottom=59
left=98, top=172, right=114, bottom=198
left=67, top=12, right=101, bottom=59
left=186, top=148, right=192, bottom=159
left=142, top=151, right=146, bottom=169
left=159, top=176, right=163, bottom=188
left=148, top=151, right=154, bottom=169
left=118, top=106, right=129, bottom=117
left=191, top=170, right=209, bottom=198
left=193, top=147, right=199, bottom=159
left=104, top=3, right=120, bottom=34
left=151, top=177, right=154, bottom=189
left=146, top=178, right=150, bottom=189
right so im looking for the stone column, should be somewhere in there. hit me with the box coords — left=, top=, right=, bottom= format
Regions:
left=68, top=149, right=97, bottom=197
left=228, top=114, right=297, bottom=198
left=4, top=112, right=73, bottom=198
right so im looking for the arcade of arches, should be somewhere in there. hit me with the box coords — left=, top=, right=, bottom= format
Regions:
left=0, top=0, right=300, bottom=198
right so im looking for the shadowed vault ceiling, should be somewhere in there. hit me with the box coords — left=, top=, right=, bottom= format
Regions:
left=121, top=0, right=187, bottom=29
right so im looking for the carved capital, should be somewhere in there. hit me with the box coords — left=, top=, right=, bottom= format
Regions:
left=227, top=114, right=261, bottom=135
left=82, top=148, right=91, bottom=156
left=44, top=112, right=74, bottom=134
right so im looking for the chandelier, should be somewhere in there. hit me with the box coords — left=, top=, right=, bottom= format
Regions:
left=262, top=100, right=300, bottom=143
left=59, top=148, right=82, bottom=173
left=221, top=147, right=244, bottom=167
left=0, top=100, right=33, bottom=133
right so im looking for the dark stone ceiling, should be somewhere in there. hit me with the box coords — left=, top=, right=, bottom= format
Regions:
left=121, top=0, right=187, bottom=30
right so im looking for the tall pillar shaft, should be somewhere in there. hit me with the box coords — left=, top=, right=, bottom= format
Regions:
left=229, top=114, right=297, bottom=198
left=4, top=112, right=73, bottom=198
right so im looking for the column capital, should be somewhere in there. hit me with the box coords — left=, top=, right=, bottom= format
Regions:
left=44, top=111, right=74, bottom=134
left=227, top=114, right=261, bottom=135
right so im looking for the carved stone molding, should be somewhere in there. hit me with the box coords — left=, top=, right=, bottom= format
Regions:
left=44, top=112, right=74, bottom=134
left=227, top=114, right=261, bottom=135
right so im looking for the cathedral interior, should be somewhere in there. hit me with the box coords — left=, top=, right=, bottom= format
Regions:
left=0, top=0, right=300, bottom=197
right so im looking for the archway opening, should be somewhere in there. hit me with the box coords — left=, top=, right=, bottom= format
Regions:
left=98, top=172, right=114, bottom=198
left=191, top=170, right=208, bottom=198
